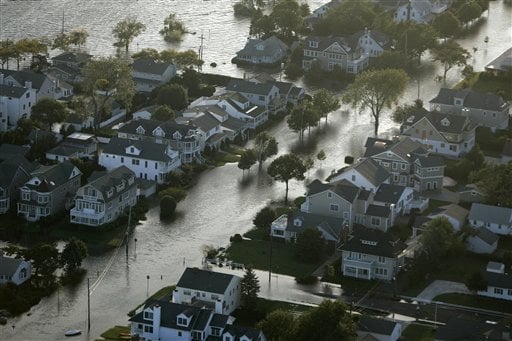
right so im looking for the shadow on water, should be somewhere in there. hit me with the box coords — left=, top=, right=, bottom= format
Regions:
left=289, top=123, right=342, bottom=155
left=238, top=173, right=256, bottom=188
left=459, top=17, right=488, bottom=39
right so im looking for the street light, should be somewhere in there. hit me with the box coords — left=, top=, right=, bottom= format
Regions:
left=415, top=79, right=420, bottom=100
left=146, top=275, right=150, bottom=298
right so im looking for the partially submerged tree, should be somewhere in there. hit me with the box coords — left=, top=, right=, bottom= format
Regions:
left=60, top=238, right=88, bottom=273
left=238, top=148, right=257, bottom=178
left=254, top=132, right=278, bottom=169
left=160, top=195, right=177, bottom=219
left=160, top=13, right=186, bottom=42
left=268, top=154, right=307, bottom=204
left=112, top=17, right=146, bottom=51
left=312, top=89, right=340, bottom=125
left=69, top=28, right=89, bottom=48
left=343, top=68, right=409, bottom=136
left=431, top=40, right=470, bottom=80
left=31, top=98, right=68, bottom=130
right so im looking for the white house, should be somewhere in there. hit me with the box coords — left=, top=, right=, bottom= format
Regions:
left=99, top=137, right=181, bottom=184
left=466, top=227, right=499, bottom=255
left=357, top=316, right=402, bottom=341
left=329, top=158, right=391, bottom=192
left=469, top=203, right=512, bottom=235
left=172, top=268, right=241, bottom=315
left=46, top=132, right=98, bottom=162
left=0, top=81, right=36, bottom=132
left=225, top=79, right=281, bottom=112
left=353, top=29, right=390, bottom=57
left=428, top=204, right=468, bottom=231
left=0, top=254, right=32, bottom=285
left=131, top=58, right=176, bottom=93
left=372, top=183, right=414, bottom=220
left=477, top=262, right=512, bottom=302
left=394, top=0, right=447, bottom=24
left=234, top=35, right=288, bottom=66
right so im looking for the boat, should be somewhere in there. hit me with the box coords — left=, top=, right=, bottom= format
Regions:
left=64, top=329, right=82, bottom=337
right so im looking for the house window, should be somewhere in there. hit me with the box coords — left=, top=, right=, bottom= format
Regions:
left=330, top=204, right=339, bottom=212
left=401, top=163, right=406, bottom=170
left=392, top=163, right=397, bottom=170
left=343, top=212, right=349, bottom=220
left=351, top=175, right=356, bottom=181
left=327, top=192, right=332, bottom=198
left=121, top=157, right=124, bottom=163
left=144, top=311, right=153, bottom=320
left=371, top=217, right=380, bottom=226
left=494, top=288, right=503, bottom=295
left=177, top=317, right=188, bottom=326
left=155, top=162, right=158, bottom=170
left=143, top=325, right=153, bottom=333
left=508, top=289, right=512, bottom=296
left=378, top=256, right=386, bottom=264
left=211, top=327, right=221, bottom=336
left=22, top=192, right=30, bottom=201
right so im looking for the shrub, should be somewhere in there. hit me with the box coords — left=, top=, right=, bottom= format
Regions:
left=295, top=275, right=318, bottom=285
left=253, top=206, right=276, bottom=230
left=230, top=234, right=243, bottom=243
left=160, top=195, right=177, bottom=219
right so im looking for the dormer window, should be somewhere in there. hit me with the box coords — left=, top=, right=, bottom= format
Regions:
left=107, top=189, right=114, bottom=198
left=177, top=316, right=189, bottom=327
left=361, top=240, right=377, bottom=246
left=143, top=310, right=153, bottom=320
left=309, top=40, right=318, bottom=48
left=406, top=115, right=415, bottom=123
left=173, top=131, right=182, bottom=140
left=136, top=126, right=145, bottom=135
left=293, top=218, right=303, bottom=227
left=130, top=147, right=134, bottom=153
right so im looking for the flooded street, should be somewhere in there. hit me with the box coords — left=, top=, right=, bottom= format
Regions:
left=0, top=0, right=511, bottom=339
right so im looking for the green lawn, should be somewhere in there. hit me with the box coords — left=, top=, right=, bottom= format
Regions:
left=401, top=323, right=436, bottom=341
left=128, top=285, right=176, bottom=317
left=100, top=325, right=131, bottom=340
left=454, top=72, right=512, bottom=100
left=434, top=293, right=512, bottom=313
left=225, top=239, right=322, bottom=277
left=498, top=236, right=512, bottom=251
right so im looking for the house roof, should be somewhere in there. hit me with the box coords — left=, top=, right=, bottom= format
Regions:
left=81, top=166, right=136, bottom=202
left=0, top=84, right=29, bottom=98
left=25, top=161, right=80, bottom=192
left=475, top=227, right=499, bottom=246
left=188, top=112, right=220, bottom=132
left=366, top=204, right=391, bottom=218
left=223, top=325, right=262, bottom=340
left=403, top=111, right=474, bottom=135
left=221, top=116, right=247, bottom=132
left=341, top=226, right=407, bottom=258
left=117, top=118, right=198, bottom=141
left=132, top=58, right=174, bottom=75
left=469, top=203, right=512, bottom=226
left=0, top=68, right=49, bottom=91
left=352, top=30, right=390, bottom=48
left=0, top=155, right=34, bottom=188
left=286, top=211, right=346, bottom=241
left=226, top=79, right=276, bottom=96
left=413, top=154, right=445, bottom=168
left=342, top=158, right=390, bottom=187
left=236, top=35, right=288, bottom=58
left=373, top=184, right=407, bottom=205
left=0, top=255, right=27, bottom=276
left=436, top=316, right=507, bottom=341
left=46, top=145, right=81, bottom=157
left=0, top=144, right=30, bottom=161
left=176, top=268, right=238, bottom=295
left=485, top=47, right=512, bottom=72
left=483, top=270, right=512, bottom=289
left=304, top=35, right=354, bottom=52
left=357, top=316, right=398, bottom=336
left=308, top=179, right=360, bottom=203
left=430, top=204, right=469, bottom=223
left=430, top=88, right=508, bottom=112
left=365, top=137, right=429, bottom=163
left=52, top=51, right=92, bottom=64
left=412, top=215, right=432, bottom=229
left=102, top=137, right=176, bottom=162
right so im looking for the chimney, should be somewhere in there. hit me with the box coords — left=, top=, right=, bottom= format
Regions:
left=24, top=81, right=32, bottom=89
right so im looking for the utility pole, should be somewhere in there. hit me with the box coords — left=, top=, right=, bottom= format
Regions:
left=268, top=229, right=273, bottom=284
left=87, top=278, right=91, bottom=332
left=198, top=33, right=205, bottom=72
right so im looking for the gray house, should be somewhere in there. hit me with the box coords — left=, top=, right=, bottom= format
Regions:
left=466, top=227, right=499, bottom=255
left=469, top=203, right=512, bottom=235
left=357, top=316, right=402, bottom=341
left=234, top=35, right=288, bottom=66
left=17, top=161, right=82, bottom=222
left=131, top=58, right=176, bottom=93
left=46, top=132, right=98, bottom=162
left=429, top=88, right=510, bottom=131
left=340, top=226, right=407, bottom=281
left=70, top=166, right=137, bottom=227
left=0, top=254, right=32, bottom=286
left=0, top=154, right=35, bottom=214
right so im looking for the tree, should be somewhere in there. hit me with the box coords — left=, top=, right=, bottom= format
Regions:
left=31, top=98, right=68, bottom=129
left=419, top=217, right=463, bottom=265
left=255, top=132, right=278, bottom=169
left=82, top=57, right=135, bottom=131
left=160, top=195, right=177, bottom=219
left=158, top=187, right=187, bottom=202
left=268, top=154, right=307, bottom=204
left=112, top=17, right=146, bottom=51
left=391, top=99, right=424, bottom=124
left=394, top=22, right=438, bottom=61
left=431, top=40, right=470, bottom=80
left=156, top=84, right=188, bottom=110
left=457, top=0, right=482, bottom=25
left=241, top=266, right=260, bottom=310
left=371, top=50, right=409, bottom=70
left=257, top=309, right=297, bottom=341
left=60, top=238, right=88, bottom=273
left=470, top=162, right=512, bottom=207
left=0, top=39, right=15, bottom=69
left=433, top=12, right=462, bottom=39
left=151, top=105, right=175, bottom=121
left=132, top=48, right=160, bottom=61
left=69, top=28, right=89, bottom=48
left=343, top=69, right=409, bottom=136
left=271, top=0, right=304, bottom=39
left=160, top=49, right=204, bottom=70
left=287, top=100, right=321, bottom=142
left=52, top=33, right=71, bottom=51
left=315, top=0, right=378, bottom=36
left=253, top=206, right=276, bottom=231
left=316, top=149, right=326, bottom=167
left=160, top=13, right=186, bottom=42
left=466, top=271, right=487, bottom=292
left=296, top=228, right=326, bottom=262
left=294, top=300, right=356, bottom=341
left=250, top=14, right=275, bottom=39
left=312, top=89, right=340, bottom=125
left=238, top=148, right=257, bottom=177
left=23, top=243, right=60, bottom=288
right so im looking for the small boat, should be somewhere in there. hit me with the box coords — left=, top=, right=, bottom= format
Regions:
left=64, top=329, right=82, bottom=337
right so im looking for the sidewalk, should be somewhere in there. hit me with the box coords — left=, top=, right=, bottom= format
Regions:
left=415, top=280, right=470, bottom=303
left=312, top=254, right=340, bottom=277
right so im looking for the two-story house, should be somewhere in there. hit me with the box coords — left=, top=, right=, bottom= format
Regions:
left=17, top=161, right=82, bottom=222
left=302, top=36, right=369, bottom=74
left=46, top=132, right=98, bottom=162
left=0, top=80, right=36, bottom=132
left=363, top=137, right=445, bottom=193
left=117, top=118, right=205, bottom=164
left=234, top=35, right=288, bottom=66
left=340, top=226, right=407, bottom=281
left=372, top=183, right=414, bottom=220
left=469, top=203, right=512, bottom=236
left=0, top=154, right=35, bottom=214
left=477, top=262, right=512, bottom=302
left=429, top=88, right=510, bottom=131
left=394, top=0, right=448, bottom=23
left=0, top=254, right=32, bottom=286
left=131, top=58, right=177, bottom=93
left=225, top=79, right=282, bottom=113
left=130, top=299, right=265, bottom=341
left=328, top=158, right=391, bottom=192
left=172, top=268, right=241, bottom=315
left=0, top=69, right=72, bottom=101
left=70, top=166, right=137, bottom=227
left=352, top=29, right=390, bottom=57
left=50, top=51, right=92, bottom=84
left=400, top=110, right=477, bottom=158
left=178, top=111, right=224, bottom=149
left=99, top=137, right=181, bottom=184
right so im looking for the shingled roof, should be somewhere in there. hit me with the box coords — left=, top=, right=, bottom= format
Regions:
left=176, top=268, right=238, bottom=294
left=132, top=58, right=174, bottom=75
left=430, top=88, right=508, bottom=112
left=341, top=225, right=407, bottom=258
left=102, top=137, right=176, bottom=162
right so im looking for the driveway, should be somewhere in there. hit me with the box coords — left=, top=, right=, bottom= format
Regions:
left=415, top=280, right=470, bottom=303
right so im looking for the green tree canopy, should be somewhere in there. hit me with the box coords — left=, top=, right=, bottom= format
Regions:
left=419, top=217, right=463, bottom=265
left=112, top=17, right=146, bottom=51
left=271, top=0, right=305, bottom=39
left=312, top=89, right=340, bottom=124
left=256, top=309, right=297, bottom=341
left=255, top=132, right=278, bottom=169
left=391, top=99, right=424, bottom=124
left=466, top=271, right=487, bottom=292
left=31, top=98, right=68, bottom=129
left=431, top=40, right=470, bottom=80
left=82, top=57, right=135, bottom=131
left=69, top=28, right=89, bottom=48
left=253, top=206, right=276, bottom=232
left=241, top=266, right=260, bottom=310
left=469, top=162, right=512, bottom=207
left=60, top=238, right=88, bottom=273
left=343, top=68, right=409, bottom=135
left=156, top=84, right=188, bottom=110
left=268, top=154, right=307, bottom=204
left=433, top=11, right=462, bottom=39
left=158, top=187, right=187, bottom=202
left=314, top=0, right=379, bottom=36
left=23, top=243, right=60, bottom=288
left=151, top=105, right=175, bottom=122
left=238, top=148, right=257, bottom=177
left=160, top=13, right=186, bottom=42
left=393, top=22, right=438, bottom=60
left=295, top=228, right=326, bottom=262
left=160, top=195, right=177, bottom=219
